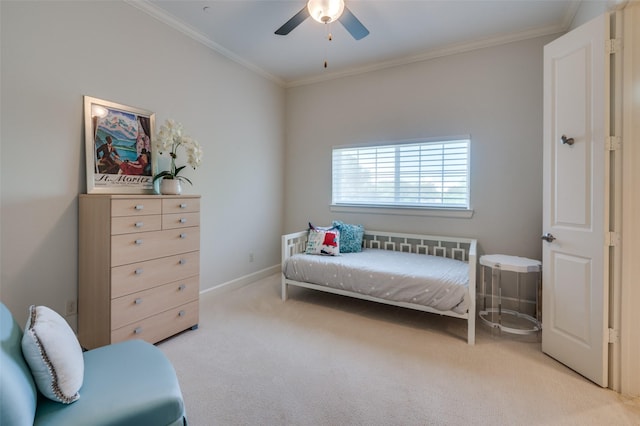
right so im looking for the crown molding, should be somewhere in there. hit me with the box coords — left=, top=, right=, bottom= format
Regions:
left=286, top=23, right=568, bottom=88
left=125, top=0, right=286, bottom=87
left=126, top=0, right=576, bottom=89
left=562, top=0, right=583, bottom=28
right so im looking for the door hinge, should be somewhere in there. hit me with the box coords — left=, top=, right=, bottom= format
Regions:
left=609, top=328, right=619, bottom=344
left=606, top=38, right=622, bottom=54
left=605, top=232, right=620, bottom=247
left=606, top=136, right=622, bottom=151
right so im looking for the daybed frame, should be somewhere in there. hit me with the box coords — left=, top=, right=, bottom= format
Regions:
left=281, top=230, right=477, bottom=344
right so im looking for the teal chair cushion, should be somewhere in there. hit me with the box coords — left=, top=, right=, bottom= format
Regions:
left=0, top=303, right=38, bottom=426
left=34, top=339, right=185, bottom=426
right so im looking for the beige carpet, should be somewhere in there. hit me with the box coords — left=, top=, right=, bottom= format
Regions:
left=158, top=274, right=640, bottom=425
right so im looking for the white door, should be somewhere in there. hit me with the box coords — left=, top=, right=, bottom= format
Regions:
left=542, top=14, right=609, bottom=387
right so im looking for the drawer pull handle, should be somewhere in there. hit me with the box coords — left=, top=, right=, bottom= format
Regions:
left=179, top=259, right=187, bottom=265
left=134, top=298, right=143, bottom=305
left=135, top=268, right=144, bottom=275
left=180, top=203, right=187, bottom=209
left=135, top=239, right=143, bottom=245
left=180, top=233, right=187, bottom=239
left=180, top=218, right=187, bottom=224
left=135, top=204, right=144, bottom=210
left=178, top=310, right=186, bottom=317
left=135, top=222, right=144, bottom=228
left=134, top=327, right=143, bottom=334
left=178, top=284, right=187, bottom=291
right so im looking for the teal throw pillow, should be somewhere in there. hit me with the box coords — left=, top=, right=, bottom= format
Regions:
left=332, top=220, right=364, bottom=253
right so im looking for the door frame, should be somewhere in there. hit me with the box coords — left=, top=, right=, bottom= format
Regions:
left=620, top=2, right=640, bottom=397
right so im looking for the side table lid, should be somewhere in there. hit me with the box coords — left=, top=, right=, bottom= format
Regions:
left=479, top=254, right=541, bottom=273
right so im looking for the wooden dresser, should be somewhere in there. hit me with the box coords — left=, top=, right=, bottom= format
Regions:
left=78, top=194, right=200, bottom=350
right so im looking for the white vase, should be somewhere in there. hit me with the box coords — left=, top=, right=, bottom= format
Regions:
left=160, top=178, right=182, bottom=195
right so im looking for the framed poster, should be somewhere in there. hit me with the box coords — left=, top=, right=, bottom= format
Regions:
left=84, top=96, right=156, bottom=194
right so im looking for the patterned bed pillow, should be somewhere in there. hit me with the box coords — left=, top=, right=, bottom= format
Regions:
left=332, top=220, right=364, bottom=253
left=306, top=226, right=340, bottom=256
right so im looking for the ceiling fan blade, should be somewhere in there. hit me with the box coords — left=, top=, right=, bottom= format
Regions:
left=338, top=6, right=369, bottom=40
left=275, top=6, right=310, bottom=35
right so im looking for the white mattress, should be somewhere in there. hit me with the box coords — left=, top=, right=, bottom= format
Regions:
left=283, top=248, right=470, bottom=314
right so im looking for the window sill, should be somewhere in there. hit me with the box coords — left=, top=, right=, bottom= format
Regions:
left=330, top=204, right=474, bottom=219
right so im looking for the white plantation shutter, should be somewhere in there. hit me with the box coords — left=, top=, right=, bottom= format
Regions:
left=332, top=138, right=470, bottom=208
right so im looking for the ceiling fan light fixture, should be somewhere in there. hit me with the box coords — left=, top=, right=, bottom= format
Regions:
left=307, top=0, right=345, bottom=24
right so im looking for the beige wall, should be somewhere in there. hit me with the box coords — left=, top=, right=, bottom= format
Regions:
left=0, top=1, right=285, bottom=328
left=284, top=35, right=557, bottom=264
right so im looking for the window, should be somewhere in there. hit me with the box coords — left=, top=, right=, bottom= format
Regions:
left=332, top=137, right=470, bottom=210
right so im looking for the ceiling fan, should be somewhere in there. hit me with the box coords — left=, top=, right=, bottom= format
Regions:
left=275, top=0, right=369, bottom=40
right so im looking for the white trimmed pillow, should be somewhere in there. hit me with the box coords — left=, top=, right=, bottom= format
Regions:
left=21, top=305, right=84, bottom=404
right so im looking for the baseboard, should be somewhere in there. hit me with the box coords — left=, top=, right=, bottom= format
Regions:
left=200, top=264, right=281, bottom=296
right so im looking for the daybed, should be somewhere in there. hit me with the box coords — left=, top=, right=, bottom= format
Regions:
left=282, top=228, right=477, bottom=344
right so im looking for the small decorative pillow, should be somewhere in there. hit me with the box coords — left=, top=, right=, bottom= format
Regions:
left=332, top=220, right=365, bottom=253
left=21, top=305, right=84, bottom=404
left=306, top=226, right=340, bottom=256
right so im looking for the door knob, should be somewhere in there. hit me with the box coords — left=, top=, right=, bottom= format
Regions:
left=541, top=233, right=556, bottom=243
left=560, top=135, right=574, bottom=146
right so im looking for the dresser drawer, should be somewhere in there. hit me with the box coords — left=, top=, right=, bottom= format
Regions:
left=111, top=300, right=199, bottom=345
left=111, top=214, right=162, bottom=235
left=162, top=197, right=200, bottom=214
left=111, top=198, right=162, bottom=217
left=110, top=276, right=199, bottom=330
left=111, top=228, right=200, bottom=266
left=111, top=251, right=200, bottom=298
left=162, top=212, right=200, bottom=230
left=80, top=194, right=201, bottom=350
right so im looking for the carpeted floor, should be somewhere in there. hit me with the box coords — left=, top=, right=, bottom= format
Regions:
left=158, top=273, right=640, bottom=425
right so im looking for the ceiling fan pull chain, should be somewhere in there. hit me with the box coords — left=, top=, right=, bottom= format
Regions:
left=324, top=22, right=333, bottom=69
left=324, top=24, right=328, bottom=68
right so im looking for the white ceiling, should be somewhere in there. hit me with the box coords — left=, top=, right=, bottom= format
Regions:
left=132, top=0, right=582, bottom=86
